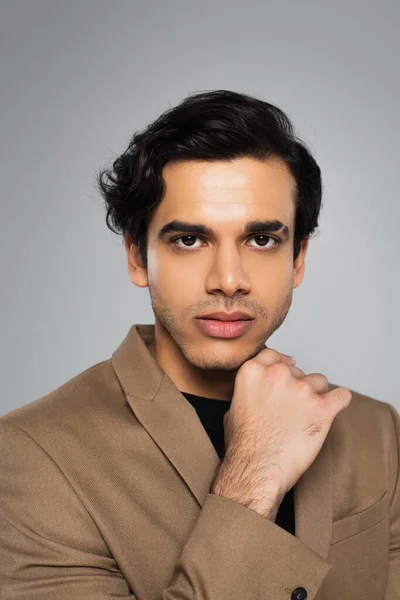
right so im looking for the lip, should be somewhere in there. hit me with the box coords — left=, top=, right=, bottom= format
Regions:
left=195, top=317, right=255, bottom=339
left=196, top=311, right=254, bottom=321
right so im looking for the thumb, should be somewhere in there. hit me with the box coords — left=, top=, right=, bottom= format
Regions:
left=322, top=386, right=352, bottom=420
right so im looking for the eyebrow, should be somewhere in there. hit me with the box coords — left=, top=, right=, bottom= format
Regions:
left=157, top=219, right=290, bottom=241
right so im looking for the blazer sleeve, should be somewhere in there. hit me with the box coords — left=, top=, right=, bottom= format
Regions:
left=385, top=402, right=400, bottom=598
left=0, top=416, right=331, bottom=600
left=0, top=418, right=136, bottom=600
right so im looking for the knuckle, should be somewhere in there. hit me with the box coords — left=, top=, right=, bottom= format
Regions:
left=260, top=347, right=281, bottom=361
left=267, top=361, right=290, bottom=377
left=308, top=372, right=328, bottom=385
left=296, top=377, right=313, bottom=394
left=239, top=359, right=263, bottom=378
left=293, top=367, right=306, bottom=378
left=316, top=373, right=329, bottom=386
left=311, top=373, right=329, bottom=393
left=340, top=387, right=353, bottom=403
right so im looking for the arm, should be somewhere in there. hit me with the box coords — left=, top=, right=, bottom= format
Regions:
left=0, top=418, right=135, bottom=599
left=163, top=492, right=331, bottom=599
left=385, top=402, right=400, bottom=598
left=0, top=418, right=331, bottom=600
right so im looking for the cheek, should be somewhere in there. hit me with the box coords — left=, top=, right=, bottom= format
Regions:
left=146, top=248, right=175, bottom=287
left=148, top=253, right=200, bottom=301
left=148, top=246, right=294, bottom=294
left=254, top=255, right=294, bottom=286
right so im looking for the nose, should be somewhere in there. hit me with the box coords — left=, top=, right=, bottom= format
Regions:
left=204, top=243, right=251, bottom=297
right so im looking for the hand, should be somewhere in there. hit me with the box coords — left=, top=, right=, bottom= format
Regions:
left=210, top=347, right=352, bottom=519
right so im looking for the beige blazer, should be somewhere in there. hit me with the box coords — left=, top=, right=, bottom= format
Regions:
left=1, top=324, right=399, bottom=600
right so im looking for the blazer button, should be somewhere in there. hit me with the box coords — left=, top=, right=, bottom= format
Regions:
left=291, top=588, right=307, bottom=600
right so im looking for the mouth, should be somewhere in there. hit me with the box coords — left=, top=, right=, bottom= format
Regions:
left=195, top=316, right=255, bottom=338
left=196, top=311, right=254, bottom=321
left=201, top=317, right=251, bottom=321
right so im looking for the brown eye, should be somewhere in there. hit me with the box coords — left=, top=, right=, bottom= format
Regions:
left=247, top=235, right=280, bottom=249
left=172, top=235, right=202, bottom=249
left=171, top=234, right=281, bottom=251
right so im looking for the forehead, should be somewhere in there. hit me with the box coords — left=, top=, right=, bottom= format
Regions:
left=150, top=156, right=296, bottom=231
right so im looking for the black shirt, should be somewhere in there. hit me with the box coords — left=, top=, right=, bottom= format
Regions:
left=181, top=391, right=295, bottom=536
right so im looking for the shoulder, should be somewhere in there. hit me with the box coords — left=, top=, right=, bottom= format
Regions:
left=0, top=357, right=130, bottom=444
left=327, top=383, right=400, bottom=517
left=327, top=381, right=399, bottom=471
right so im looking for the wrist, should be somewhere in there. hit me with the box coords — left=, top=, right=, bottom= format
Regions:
left=209, top=480, right=283, bottom=521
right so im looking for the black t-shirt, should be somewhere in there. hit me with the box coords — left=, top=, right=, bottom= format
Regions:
left=181, top=391, right=295, bottom=536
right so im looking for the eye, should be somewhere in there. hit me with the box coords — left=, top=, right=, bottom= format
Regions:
left=171, top=234, right=281, bottom=251
left=247, top=235, right=281, bottom=250
left=172, top=235, right=203, bottom=249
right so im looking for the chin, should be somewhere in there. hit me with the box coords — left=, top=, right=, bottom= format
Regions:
left=182, top=340, right=262, bottom=372
left=187, top=355, right=244, bottom=372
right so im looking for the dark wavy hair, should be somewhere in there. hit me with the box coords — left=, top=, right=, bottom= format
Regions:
left=96, top=89, right=323, bottom=270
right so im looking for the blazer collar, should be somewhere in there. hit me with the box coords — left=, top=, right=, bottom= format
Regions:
left=111, top=324, right=333, bottom=561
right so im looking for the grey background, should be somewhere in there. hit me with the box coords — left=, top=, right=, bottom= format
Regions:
left=0, top=0, right=398, bottom=415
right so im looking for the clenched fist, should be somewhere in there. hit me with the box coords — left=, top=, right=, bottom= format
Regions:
left=210, top=347, right=352, bottom=520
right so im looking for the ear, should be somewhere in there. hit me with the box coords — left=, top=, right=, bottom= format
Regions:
left=292, top=236, right=309, bottom=290
left=123, top=234, right=148, bottom=288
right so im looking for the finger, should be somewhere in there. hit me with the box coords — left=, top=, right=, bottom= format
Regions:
left=254, top=347, right=296, bottom=367
left=302, top=373, right=330, bottom=395
left=289, top=365, right=306, bottom=379
left=321, top=386, right=353, bottom=419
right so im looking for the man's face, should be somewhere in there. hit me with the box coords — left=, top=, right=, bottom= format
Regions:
left=126, top=156, right=308, bottom=371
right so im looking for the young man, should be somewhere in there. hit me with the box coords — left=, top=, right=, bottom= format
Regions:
left=1, top=90, right=399, bottom=600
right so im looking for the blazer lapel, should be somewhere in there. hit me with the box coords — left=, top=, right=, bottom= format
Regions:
left=111, top=323, right=333, bottom=563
